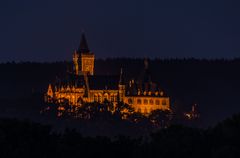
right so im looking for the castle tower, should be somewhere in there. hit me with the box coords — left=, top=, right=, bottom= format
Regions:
left=77, top=33, right=95, bottom=75
left=118, top=68, right=125, bottom=102
left=45, top=84, right=54, bottom=102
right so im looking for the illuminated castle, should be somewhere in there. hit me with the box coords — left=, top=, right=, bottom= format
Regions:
left=45, top=33, right=170, bottom=114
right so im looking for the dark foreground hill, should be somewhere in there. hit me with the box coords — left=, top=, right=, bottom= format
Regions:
left=0, top=113, right=240, bottom=158
left=1, top=58, right=240, bottom=128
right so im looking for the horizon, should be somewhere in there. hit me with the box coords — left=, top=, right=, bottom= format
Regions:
left=2, top=56, right=240, bottom=63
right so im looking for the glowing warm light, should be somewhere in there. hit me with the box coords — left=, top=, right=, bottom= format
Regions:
left=44, top=33, right=171, bottom=116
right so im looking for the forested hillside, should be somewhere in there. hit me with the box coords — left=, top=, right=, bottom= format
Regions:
left=1, top=58, right=240, bottom=128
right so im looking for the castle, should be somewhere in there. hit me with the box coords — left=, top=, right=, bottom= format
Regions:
left=45, top=33, right=170, bottom=114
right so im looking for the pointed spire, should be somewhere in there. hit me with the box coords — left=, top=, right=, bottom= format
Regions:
left=143, top=58, right=151, bottom=83
left=47, top=84, right=53, bottom=97
left=77, top=32, right=90, bottom=54
left=119, top=68, right=124, bottom=85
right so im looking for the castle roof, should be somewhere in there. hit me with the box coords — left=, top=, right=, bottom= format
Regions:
left=123, top=59, right=168, bottom=96
left=77, top=33, right=90, bottom=54
left=53, top=73, right=85, bottom=88
left=88, top=75, right=119, bottom=90
left=54, top=73, right=120, bottom=90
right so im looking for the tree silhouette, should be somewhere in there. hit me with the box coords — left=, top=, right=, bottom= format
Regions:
left=149, top=109, right=172, bottom=128
left=114, top=101, right=135, bottom=119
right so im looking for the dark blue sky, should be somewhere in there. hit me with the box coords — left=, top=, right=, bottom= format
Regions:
left=1, top=0, right=240, bottom=62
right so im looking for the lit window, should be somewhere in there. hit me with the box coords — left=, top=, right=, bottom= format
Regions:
left=144, top=99, right=148, bottom=104
left=114, top=95, right=117, bottom=102
left=149, top=99, right=154, bottom=105
left=162, top=99, right=167, bottom=105
left=110, top=95, right=114, bottom=102
left=137, top=99, right=142, bottom=104
left=156, top=100, right=160, bottom=105
left=160, top=91, right=164, bottom=96
left=103, top=94, right=108, bottom=101
left=98, top=96, right=102, bottom=102
left=128, top=98, right=133, bottom=104
left=94, top=95, right=98, bottom=101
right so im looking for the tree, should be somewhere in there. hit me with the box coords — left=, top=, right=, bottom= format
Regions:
left=148, top=110, right=172, bottom=128
left=114, top=101, right=135, bottom=119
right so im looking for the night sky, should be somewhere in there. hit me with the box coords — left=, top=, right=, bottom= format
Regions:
left=1, top=0, right=240, bottom=62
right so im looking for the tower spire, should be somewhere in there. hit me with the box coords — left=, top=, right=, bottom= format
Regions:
left=78, top=32, right=90, bottom=54
left=118, top=68, right=125, bottom=102
left=143, top=58, right=151, bottom=83
left=47, top=84, right=53, bottom=98
left=119, top=68, right=124, bottom=85
left=144, top=58, right=149, bottom=70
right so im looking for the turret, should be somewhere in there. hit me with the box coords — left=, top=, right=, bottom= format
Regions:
left=118, top=68, right=125, bottom=102
left=143, top=58, right=151, bottom=83
left=45, top=84, right=54, bottom=102
left=73, top=50, right=79, bottom=75
left=47, top=84, right=53, bottom=98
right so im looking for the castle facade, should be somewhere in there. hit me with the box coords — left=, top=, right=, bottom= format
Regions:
left=45, top=33, right=170, bottom=114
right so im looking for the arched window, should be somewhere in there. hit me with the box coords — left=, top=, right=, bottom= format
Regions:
left=144, top=99, right=148, bottom=104
left=103, top=93, right=108, bottom=101
left=149, top=99, right=154, bottom=105
left=98, top=95, right=102, bottom=102
left=71, top=96, right=75, bottom=103
left=67, top=95, right=70, bottom=102
left=110, top=95, right=114, bottom=102
left=137, top=99, right=142, bottom=104
left=94, top=95, right=98, bottom=102
left=155, top=100, right=160, bottom=105
left=162, top=99, right=167, bottom=105
left=114, top=95, right=117, bottom=102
